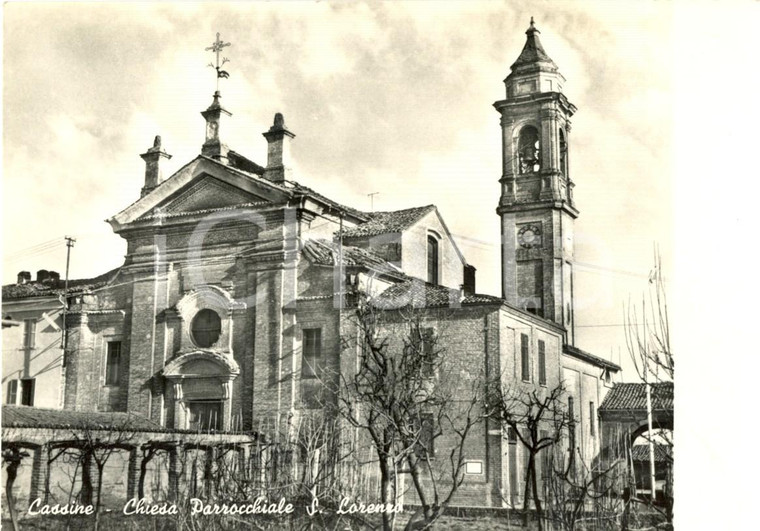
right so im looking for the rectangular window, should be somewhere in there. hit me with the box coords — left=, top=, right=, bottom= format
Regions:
left=539, top=429, right=550, bottom=481
left=23, top=319, right=36, bottom=348
left=538, top=339, right=546, bottom=385
left=427, top=237, right=439, bottom=286
left=520, top=334, right=530, bottom=381
left=105, top=342, right=122, bottom=386
left=508, top=427, right=518, bottom=506
left=419, top=413, right=435, bottom=457
left=568, top=396, right=576, bottom=451
left=187, top=400, right=223, bottom=431
left=302, top=328, right=322, bottom=379
left=421, top=327, right=435, bottom=378
left=6, top=380, right=18, bottom=405
left=589, top=401, right=596, bottom=437
left=20, top=378, right=35, bottom=406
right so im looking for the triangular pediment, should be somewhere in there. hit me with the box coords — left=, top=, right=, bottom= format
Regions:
left=109, top=156, right=293, bottom=231
left=152, top=175, right=268, bottom=216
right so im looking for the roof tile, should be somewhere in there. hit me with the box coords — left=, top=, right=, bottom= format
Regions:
left=599, top=382, right=673, bottom=412
left=2, top=267, right=120, bottom=301
left=342, top=205, right=436, bottom=238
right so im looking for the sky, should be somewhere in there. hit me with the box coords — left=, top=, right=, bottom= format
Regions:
left=2, top=0, right=676, bottom=372
left=3, top=1, right=760, bottom=524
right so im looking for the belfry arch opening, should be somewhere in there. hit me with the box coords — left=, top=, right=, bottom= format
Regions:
left=518, top=125, right=541, bottom=174
left=559, top=128, right=568, bottom=178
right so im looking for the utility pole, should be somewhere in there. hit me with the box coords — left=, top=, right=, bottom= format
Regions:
left=644, top=300, right=657, bottom=503
left=59, top=236, right=75, bottom=408
left=61, top=237, right=75, bottom=352
left=336, top=211, right=344, bottom=310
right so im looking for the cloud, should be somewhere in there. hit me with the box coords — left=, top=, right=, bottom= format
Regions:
left=3, top=1, right=678, bottom=378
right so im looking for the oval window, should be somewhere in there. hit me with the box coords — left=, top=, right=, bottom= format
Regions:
left=191, top=309, right=222, bottom=348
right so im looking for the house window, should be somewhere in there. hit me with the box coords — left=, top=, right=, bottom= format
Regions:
left=568, top=396, right=576, bottom=451
left=518, top=126, right=541, bottom=174
left=23, top=319, right=36, bottom=348
left=539, top=429, right=551, bottom=481
left=427, top=236, right=439, bottom=285
left=105, top=341, right=122, bottom=386
left=559, top=128, right=568, bottom=178
left=191, top=309, right=221, bottom=348
left=302, top=328, right=322, bottom=379
left=589, top=402, right=596, bottom=437
left=187, top=400, right=223, bottom=431
left=538, top=340, right=546, bottom=385
left=520, top=333, right=530, bottom=382
left=418, top=413, right=435, bottom=457
left=20, top=378, right=35, bottom=406
left=421, top=327, right=436, bottom=378
left=6, top=380, right=18, bottom=405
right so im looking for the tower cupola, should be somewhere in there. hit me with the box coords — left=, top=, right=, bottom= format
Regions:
left=505, top=18, right=565, bottom=98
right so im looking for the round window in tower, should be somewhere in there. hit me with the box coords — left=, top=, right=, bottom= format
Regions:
left=191, top=309, right=222, bottom=348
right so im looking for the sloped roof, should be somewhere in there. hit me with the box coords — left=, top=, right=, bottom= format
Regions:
left=228, top=150, right=265, bottom=175
left=372, top=278, right=503, bottom=309
left=2, top=405, right=164, bottom=432
left=563, top=344, right=621, bottom=371
left=599, top=382, right=674, bottom=412
left=342, top=205, right=436, bottom=238
left=285, top=180, right=367, bottom=221
left=510, top=21, right=558, bottom=71
left=301, top=239, right=403, bottom=277
left=631, top=444, right=673, bottom=464
left=2, top=267, right=121, bottom=301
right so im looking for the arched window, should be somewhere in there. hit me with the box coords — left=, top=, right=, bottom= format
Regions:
left=427, top=236, right=439, bottom=286
left=518, top=126, right=541, bottom=174
left=191, top=309, right=222, bottom=348
left=559, top=128, right=568, bottom=178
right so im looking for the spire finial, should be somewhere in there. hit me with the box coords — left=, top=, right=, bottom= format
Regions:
left=527, top=16, right=539, bottom=35
left=206, top=32, right=231, bottom=93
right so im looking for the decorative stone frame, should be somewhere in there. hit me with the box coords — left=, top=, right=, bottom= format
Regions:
left=163, top=350, right=240, bottom=431
left=165, top=286, right=246, bottom=430
left=175, top=285, right=246, bottom=354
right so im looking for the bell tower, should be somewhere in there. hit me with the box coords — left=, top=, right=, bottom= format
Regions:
left=495, top=19, right=578, bottom=343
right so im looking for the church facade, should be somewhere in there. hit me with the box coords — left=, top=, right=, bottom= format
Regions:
left=2, top=21, right=619, bottom=509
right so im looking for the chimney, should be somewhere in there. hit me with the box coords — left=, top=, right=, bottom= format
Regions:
left=140, top=135, right=172, bottom=197
left=17, top=271, right=31, bottom=284
left=36, top=269, right=50, bottom=283
left=262, top=113, right=295, bottom=183
left=463, top=264, right=476, bottom=296
left=201, top=91, right=231, bottom=163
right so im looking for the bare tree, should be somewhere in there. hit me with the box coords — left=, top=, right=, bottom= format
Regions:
left=544, top=450, right=624, bottom=531
left=2, top=446, right=30, bottom=531
left=486, top=382, right=571, bottom=530
left=624, top=247, right=674, bottom=523
left=67, top=415, right=136, bottom=531
left=336, top=293, right=489, bottom=531
left=625, top=248, right=673, bottom=383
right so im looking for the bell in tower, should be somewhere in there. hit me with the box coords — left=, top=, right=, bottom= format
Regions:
left=494, top=19, right=579, bottom=344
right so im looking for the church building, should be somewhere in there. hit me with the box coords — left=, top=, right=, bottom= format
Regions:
left=2, top=21, right=619, bottom=509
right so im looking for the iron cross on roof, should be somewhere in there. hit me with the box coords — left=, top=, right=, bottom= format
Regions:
left=206, top=32, right=231, bottom=92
